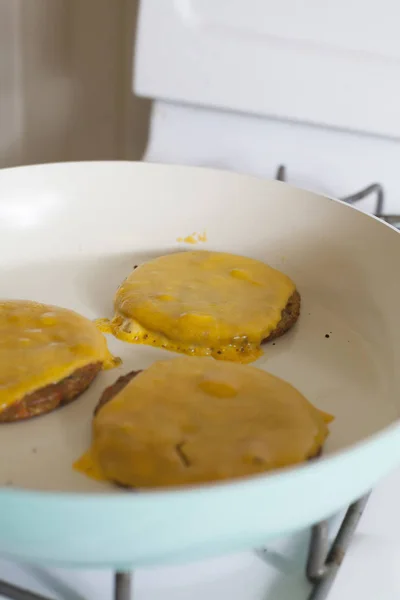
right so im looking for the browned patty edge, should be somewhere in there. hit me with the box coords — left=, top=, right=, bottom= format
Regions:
left=0, top=362, right=102, bottom=424
left=263, top=289, right=301, bottom=343
left=94, top=370, right=141, bottom=416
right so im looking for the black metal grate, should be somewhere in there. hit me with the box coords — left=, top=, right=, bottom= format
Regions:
left=275, top=164, right=390, bottom=222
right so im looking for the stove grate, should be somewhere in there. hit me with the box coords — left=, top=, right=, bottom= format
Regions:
left=306, top=494, right=370, bottom=599
left=0, top=571, right=132, bottom=600
left=0, top=493, right=370, bottom=600
left=275, top=164, right=388, bottom=221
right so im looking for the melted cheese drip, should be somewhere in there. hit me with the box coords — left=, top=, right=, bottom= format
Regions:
left=0, top=300, right=117, bottom=412
left=106, top=251, right=296, bottom=363
left=75, top=357, right=332, bottom=488
left=177, top=231, right=207, bottom=244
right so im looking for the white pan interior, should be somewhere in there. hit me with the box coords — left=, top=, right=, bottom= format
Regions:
left=0, top=161, right=399, bottom=493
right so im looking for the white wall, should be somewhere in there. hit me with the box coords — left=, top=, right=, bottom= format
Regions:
left=0, top=0, right=150, bottom=169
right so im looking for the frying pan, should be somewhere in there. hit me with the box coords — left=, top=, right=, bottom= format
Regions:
left=0, top=161, right=399, bottom=569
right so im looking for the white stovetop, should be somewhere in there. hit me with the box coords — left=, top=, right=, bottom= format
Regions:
left=1, top=467, right=400, bottom=600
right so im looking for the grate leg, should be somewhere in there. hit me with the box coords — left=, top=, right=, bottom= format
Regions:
left=0, top=580, right=55, bottom=600
left=0, top=571, right=133, bottom=600
left=307, top=494, right=370, bottom=600
left=114, top=571, right=132, bottom=600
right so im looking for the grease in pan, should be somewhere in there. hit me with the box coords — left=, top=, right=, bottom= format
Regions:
left=98, top=250, right=300, bottom=363
left=74, top=357, right=333, bottom=488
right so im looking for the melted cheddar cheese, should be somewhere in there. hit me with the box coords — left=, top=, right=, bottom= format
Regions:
left=0, top=300, right=117, bottom=413
left=102, top=251, right=296, bottom=363
left=176, top=231, right=207, bottom=244
left=75, top=357, right=332, bottom=488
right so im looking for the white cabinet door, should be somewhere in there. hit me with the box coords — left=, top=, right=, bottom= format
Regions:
left=135, top=0, right=400, bottom=138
